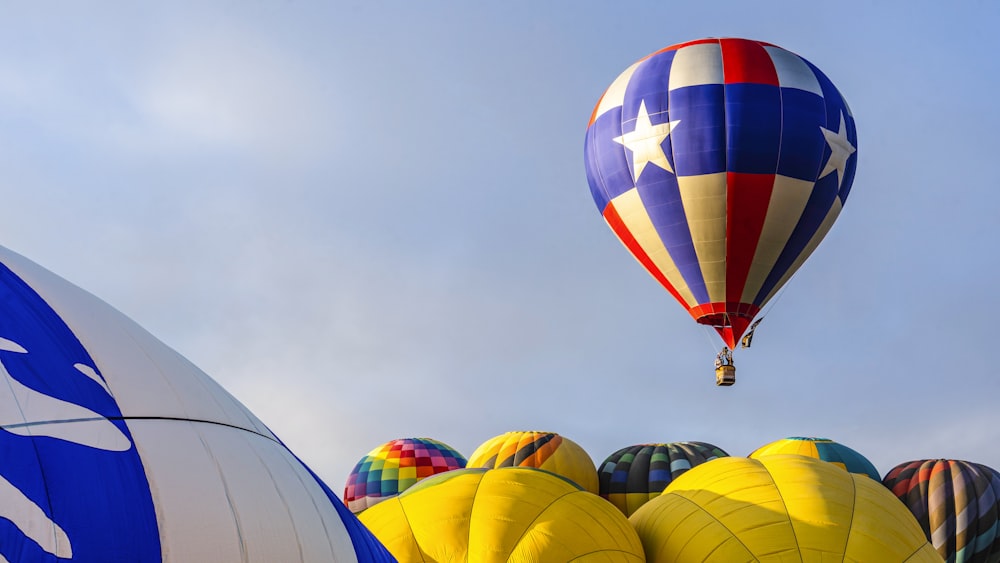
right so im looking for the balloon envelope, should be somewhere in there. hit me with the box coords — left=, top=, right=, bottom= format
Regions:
left=883, top=459, right=1000, bottom=563
left=468, top=430, right=599, bottom=494
left=749, top=436, right=880, bottom=480
left=631, top=455, right=938, bottom=562
left=360, top=467, right=644, bottom=562
left=584, top=38, right=858, bottom=347
left=598, top=441, right=728, bottom=516
left=0, top=245, right=391, bottom=562
left=344, top=437, right=466, bottom=513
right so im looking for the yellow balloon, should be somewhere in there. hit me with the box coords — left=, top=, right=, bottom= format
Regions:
left=360, top=467, right=644, bottom=562
left=468, top=430, right=599, bottom=494
left=630, top=455, right=941, bottom=562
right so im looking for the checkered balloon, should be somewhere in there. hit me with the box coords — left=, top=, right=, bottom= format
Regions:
left=344, top=438, right=466, bottom=513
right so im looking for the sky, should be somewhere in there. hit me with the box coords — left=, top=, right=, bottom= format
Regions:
left=1, top=1, right=998, bottom=491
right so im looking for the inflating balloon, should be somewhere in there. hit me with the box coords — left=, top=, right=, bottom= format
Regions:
left=630, top=455, right=938, bottom=562
left=883, top=459, right=1000, bottom=563
left=598, top=441, right=728, bottom=516
left=0, top=245, right=391, bottom=562
left=344, top=437, right=466, bottom=513
left=468, top=431, right=599, bottom=493
left=584, top=37, right=858, bottom=381
left=749, top=436, right=880, bottom=480
left=360, top=467, right=644, bottom=562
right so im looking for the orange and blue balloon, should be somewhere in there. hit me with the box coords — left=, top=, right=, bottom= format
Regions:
left=584, top=38, right=858, bottom=347
left=468, top=431, right=599, bottom=494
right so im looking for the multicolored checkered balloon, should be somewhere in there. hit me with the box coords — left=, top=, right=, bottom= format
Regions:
left=344, top=438, right=466, bottom=513
left=584, top=38, right=857, bottom=349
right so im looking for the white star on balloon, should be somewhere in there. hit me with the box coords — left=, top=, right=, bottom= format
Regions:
left=613, top=100, right=680, bottom=181
left=819, top=111, right=856, bottom=187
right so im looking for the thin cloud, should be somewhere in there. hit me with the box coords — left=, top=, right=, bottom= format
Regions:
left=124, top=29, right=340, bottom=163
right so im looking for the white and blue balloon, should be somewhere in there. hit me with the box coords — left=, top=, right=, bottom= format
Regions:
left=0, top=246, right=392, bottom=562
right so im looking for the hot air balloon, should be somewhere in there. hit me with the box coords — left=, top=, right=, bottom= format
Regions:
left=360, top=467, right=644, bottom=562
left=749, top=436, right=880, bottom=480
left=584, top=37, right=858, bottom=385
left=344, top=437, right=466, bottom=513
left=468, top=431, right=599, bottom=494
left=0, top=245, right=392, bottom=562
left=630, top=455, right=939, bottom=562
left=883, top=459, right=1000, bottom=563
left=598, top=441, right=728, bottom=516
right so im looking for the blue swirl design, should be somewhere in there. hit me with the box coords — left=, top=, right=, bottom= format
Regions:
left=0, top=263, right=160, bottom=562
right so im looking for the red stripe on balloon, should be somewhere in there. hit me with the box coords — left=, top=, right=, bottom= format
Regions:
left=726, top=172, right=775, bottom=306
left=720, top=38, right=779, bottom=85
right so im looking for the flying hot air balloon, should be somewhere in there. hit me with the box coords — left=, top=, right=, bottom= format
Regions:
left=584, top=37, right=858, bottom=384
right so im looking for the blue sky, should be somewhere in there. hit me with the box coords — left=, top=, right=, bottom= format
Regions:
left=1, top=1, right=998, bottom=489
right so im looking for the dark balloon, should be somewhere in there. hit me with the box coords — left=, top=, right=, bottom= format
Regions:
left=883, top=459, right=1000, bottom=563
left=598, top=442, right=728, bottom=516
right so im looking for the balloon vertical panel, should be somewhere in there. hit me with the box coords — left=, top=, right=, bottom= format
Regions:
left=129, top=420, right=368, bottom=562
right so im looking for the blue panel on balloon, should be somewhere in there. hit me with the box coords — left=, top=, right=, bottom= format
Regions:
left=0, top=264, right=161, bottom=562
left=776, top=88, right=827, bottom=181
left=725, top=83, right=781, bottom=174
left=585, top=106, right=633, bottom=208
left=808, top=59, right=858, bottom=202
left=648, top=468, right=671, bottom=483
left=667, top=85, right=726, bottom=177
left=621, top=50, right=675, bottom=126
